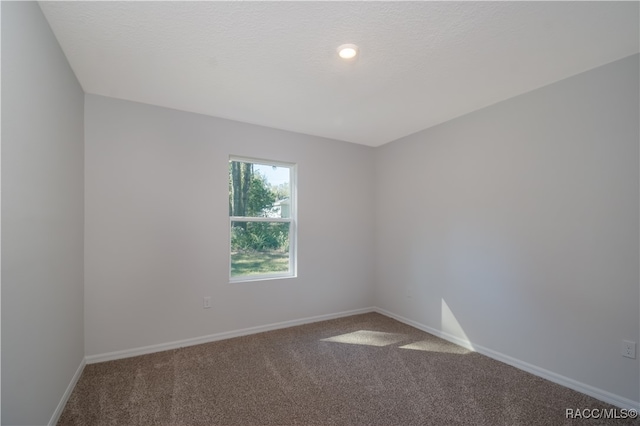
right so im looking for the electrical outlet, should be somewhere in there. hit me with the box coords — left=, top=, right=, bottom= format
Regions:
left=622, top=340, right=636, bottom=359
left=203, top=297, right=211, bottom=309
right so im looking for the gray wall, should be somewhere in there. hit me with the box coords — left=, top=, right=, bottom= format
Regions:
left=1, top=2, right=85, bottom=425
left=84, top=94, right=375, bottom=356
left=375, top=54, right=640, bottom=402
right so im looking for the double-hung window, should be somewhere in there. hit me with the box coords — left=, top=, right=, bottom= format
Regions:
left=229, top=156, right=296, bottom=281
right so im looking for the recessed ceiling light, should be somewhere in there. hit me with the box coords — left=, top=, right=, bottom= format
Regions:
left=337, top=44, right=359, bottom=60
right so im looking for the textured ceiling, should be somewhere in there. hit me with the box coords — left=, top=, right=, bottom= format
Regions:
left=39, top=1, right=639, bottom=147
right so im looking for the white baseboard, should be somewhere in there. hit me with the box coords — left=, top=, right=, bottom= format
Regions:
left=82, top=306, right=639, bottom=411
left=374, top=307, right=640, bottom=411
left=48, top=357, right=86, bottom=426
left=86, top=307, right=376, bottom=364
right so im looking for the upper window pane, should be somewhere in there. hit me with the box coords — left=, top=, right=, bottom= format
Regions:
left=229, top=160, right=291, bottom=218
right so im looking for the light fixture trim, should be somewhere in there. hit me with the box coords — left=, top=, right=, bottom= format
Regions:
left=337, top=43, right=359, bottom=60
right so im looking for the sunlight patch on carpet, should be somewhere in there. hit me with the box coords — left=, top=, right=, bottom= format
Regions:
left=320, top=330, right=407, bottom=347
left=399, top=340, right=471, bottom=354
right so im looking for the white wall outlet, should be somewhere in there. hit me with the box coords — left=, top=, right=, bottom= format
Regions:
left=203, top=296, right=211, bottom=309
left=622, top=340, right=636, bottom=359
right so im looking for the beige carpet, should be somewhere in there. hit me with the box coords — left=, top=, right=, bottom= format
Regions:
left=58, top=313, right=637, bottom=425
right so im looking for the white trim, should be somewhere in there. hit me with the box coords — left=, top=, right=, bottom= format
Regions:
left=86, top=307, right=375, bottom=364
left=48, top=357, right=86, bottom=426
left=229, top=272, right=296, bottom=283
left=230, top=216, right=291, bottom=223
left=80, top=307, right=639, bottom=411
left=373, top=307, right=640, bottom=411
left=289, top=162, right=298, bottom=277
left=229, top=155, right=295, bottom=170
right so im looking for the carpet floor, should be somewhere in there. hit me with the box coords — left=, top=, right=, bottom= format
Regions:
left=58, top=313, right=637, bottom=425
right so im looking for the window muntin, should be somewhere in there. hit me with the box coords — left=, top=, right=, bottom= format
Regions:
left=229, top=157, right=296, bottom=281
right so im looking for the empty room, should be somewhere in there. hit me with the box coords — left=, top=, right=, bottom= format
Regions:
left=2, top=1, right=639, bottom=425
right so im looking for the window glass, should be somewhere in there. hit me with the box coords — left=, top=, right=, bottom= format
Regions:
left=229, top=158, right=296, bottom=281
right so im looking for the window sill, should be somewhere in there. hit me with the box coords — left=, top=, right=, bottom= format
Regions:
left=229, top=273, right=297, bottom=284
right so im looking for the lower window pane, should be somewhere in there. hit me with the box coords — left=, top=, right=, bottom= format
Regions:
left=231, top=221, right=290, bottom=277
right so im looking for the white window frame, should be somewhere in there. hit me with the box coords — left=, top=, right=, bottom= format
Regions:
left=229, top=156, right=297, bottom=282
